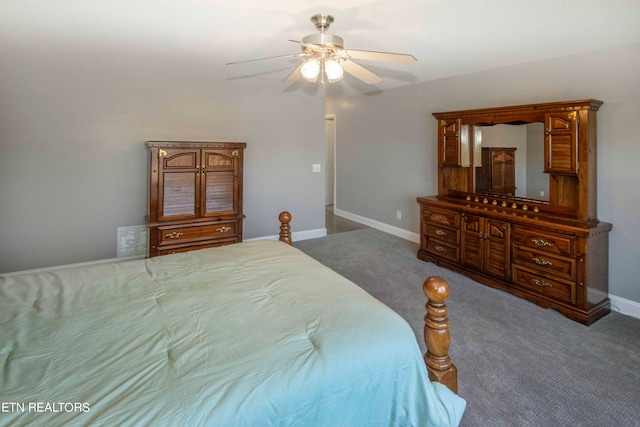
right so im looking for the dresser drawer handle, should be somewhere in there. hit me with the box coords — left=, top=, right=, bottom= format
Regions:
left=532, top=278, right=552, bottom=288
left=432, top=215, right=446, bottom=222
left=165, top=231, right=183, bottom=239
left=434, top=245, right=446, bottom=252
left=435, top=229, right=448, bottom=236
left=533, top=257, right=553, bottom=267
left=216, top=226, right=232, bottom=233
left=532, top=238, right=552, bottom=247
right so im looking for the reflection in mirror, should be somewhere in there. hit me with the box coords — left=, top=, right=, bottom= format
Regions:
left=474, top=123, right=548, bottom=201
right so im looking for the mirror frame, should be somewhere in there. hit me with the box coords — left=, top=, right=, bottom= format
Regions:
left=433, top=99, right=603, bottom=224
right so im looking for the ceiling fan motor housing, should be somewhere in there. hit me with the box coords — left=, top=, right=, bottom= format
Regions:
left=301, top=33, right=344, bottom=50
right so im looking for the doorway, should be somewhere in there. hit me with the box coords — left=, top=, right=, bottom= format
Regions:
left=324, top=114, right=367, bottom=234
left=325, top=115, right=335, bottom=206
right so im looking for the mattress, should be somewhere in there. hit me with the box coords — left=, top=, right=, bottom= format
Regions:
left=0, top=240, right=465, bottom=426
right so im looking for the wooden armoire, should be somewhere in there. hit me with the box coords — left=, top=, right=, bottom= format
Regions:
left=417, top=100, right=612, bottom=325
left=146, top=141, right=246, bottom=257
left=475, top=147, right=516, bottom=196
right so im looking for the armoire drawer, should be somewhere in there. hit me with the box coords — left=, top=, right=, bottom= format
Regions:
left=155, top=239, right=237, bottom=256
left=513, top=266, right=576, bottom=304
left=158, top=221, right=237, bottom=245
left=512, top=246, right=575, bottom=281
left=513, top=227, right=575, bottom=257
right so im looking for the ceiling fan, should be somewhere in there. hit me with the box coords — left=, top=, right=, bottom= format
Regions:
left=226, top=14, right=417, bottom=85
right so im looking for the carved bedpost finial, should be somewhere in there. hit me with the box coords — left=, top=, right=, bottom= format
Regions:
left=278, top=211, right=292, bottom=245
left=423, top=276, right=458, bottom=394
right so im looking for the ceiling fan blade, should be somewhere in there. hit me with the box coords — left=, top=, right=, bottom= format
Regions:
left=282, top=62, right=305, bottom=83
left=226, top=53, right=304, bottom=66
left=344, top=49, right=417, bottom=64
left=340, top=59, right=382, bottom=84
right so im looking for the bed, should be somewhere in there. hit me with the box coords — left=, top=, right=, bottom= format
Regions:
left=0, top=213, right=465, bottom=426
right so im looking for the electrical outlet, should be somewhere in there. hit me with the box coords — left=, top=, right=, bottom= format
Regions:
left=396, top=210, right=402, bottom=220
left=312, top=164, right=321, bottom=173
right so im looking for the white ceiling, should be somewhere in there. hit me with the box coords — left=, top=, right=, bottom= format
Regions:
left=2, top=0, right=640, bottom=97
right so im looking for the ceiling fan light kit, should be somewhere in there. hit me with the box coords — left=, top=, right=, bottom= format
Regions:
left=301, top=58, right=321, bottom=81
left=324, top=59, right=344, bottom=82
left=226, top=13, right=416, bottom=86
left=301, top=57, right=344, bottom=83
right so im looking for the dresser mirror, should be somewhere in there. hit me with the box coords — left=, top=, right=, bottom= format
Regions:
left=473, top=123, right=549, bottom=202
left=434, top=99, right=604, bottom=223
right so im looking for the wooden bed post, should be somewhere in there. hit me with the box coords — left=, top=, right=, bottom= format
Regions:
left=423, top=276, right=458, bottom=394
left=278, top=211, right=292, bottom=245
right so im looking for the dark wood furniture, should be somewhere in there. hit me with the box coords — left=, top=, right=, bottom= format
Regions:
left=146, top=141, right=246, bottom=257
left=418, top=100, right=612, bottom=325
left=475, top=147, right=516, bottom=196
left=423, top=276, right=457, bottom=394
left=278, top=211, right=293, bottom=245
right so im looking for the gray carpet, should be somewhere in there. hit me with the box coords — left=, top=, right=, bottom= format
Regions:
left=294, top=228, right=640, bottom=427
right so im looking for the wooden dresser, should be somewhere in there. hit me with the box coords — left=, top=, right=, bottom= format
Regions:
left=146, top=141, right=246, bottom=257
left=417, top=100, right=612, bottom=325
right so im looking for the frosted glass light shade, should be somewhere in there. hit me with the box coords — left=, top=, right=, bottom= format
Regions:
left=301, top=59, right=320, bottom=81
left=324, top=59, right=344, bottom=82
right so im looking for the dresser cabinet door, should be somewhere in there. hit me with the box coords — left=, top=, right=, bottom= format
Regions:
left=461, top=214, right=510, bottom=280
left=484, top=218, right=511, bottom=279
left=461, top=214, right=483, bottom=270
left=439, top=119, right=470, bottom=167
left=545, top=111, right=578, bottom=175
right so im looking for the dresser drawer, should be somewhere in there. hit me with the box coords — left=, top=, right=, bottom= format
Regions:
left=422, top=207, right=460, bottom=228
left=513, top=266, right=576, bottom=304
left=513, top=227, right=574, bottom=257
left=512, top=246, right=575, bottom=281
left=158, top=221, right=237, bottom=245
left=424, top=239, right=459, bottom=263
left=425, top=223, right=459, bottom=245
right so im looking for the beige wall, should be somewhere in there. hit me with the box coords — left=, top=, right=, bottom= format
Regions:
left=327, top=43, right=640, bottom=303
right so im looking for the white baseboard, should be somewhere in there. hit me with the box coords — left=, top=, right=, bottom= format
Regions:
left=610, top=295, right=640, bottom=320
left=333, top=208, right=420, bottom=243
